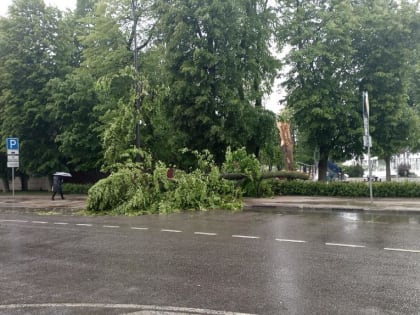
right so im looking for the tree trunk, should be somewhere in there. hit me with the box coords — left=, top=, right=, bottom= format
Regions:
left=277, top=122, right=294, bottom=171
left=20, top=173, right=28, bottom=191
left=318, top=148, right=329, bottom=182
left=254, top=146, right=260, bottom=159
left=384, top=155, right=391, bottom=182
left=1, top=177, right=10, bottom=192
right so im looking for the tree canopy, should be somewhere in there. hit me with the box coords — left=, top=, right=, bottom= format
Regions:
left=277, top=0, right=420, bottom=181
left=0, top=0, right=418, bottom=186
left=0, top=0, right=67, bottom=176
left=277, top=0, right=363, bottom=180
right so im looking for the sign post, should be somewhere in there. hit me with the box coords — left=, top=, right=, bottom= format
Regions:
left=6, top=138, right=19, bottom=200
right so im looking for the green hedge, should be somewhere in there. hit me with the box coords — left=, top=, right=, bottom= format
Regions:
left=62, top=183, right=92, bottom=194
left=272, top=180, right=420, bottom=198
left=222, top=171, right=309, bottom=197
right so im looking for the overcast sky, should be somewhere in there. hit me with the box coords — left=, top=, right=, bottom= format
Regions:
left=0, top=0, right=76, bottom=17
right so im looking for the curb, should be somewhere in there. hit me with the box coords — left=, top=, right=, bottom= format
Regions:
left=243, top=204, right=420, bottom=215
left=244, top=205, right=364, bottom=213
left=0, top=208, right=84, bottom=215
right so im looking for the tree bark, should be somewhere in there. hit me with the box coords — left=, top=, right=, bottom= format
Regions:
left=318, top=147, right=329, bottom=182
left=385, top=155, right=391, bottom=181
left=1, top=177, right=10, bottom=192
left=20, top=173, right=28, bottom=191
left=277, top=122, right=294, bottom=171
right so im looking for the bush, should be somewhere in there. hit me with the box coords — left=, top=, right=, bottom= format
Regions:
left=341, top=165, right=364, bottom=178
left=62, top=183, right=92, bottom=194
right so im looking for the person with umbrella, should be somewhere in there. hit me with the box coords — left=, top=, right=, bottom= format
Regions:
left=51, top=172, right=71, bottom=200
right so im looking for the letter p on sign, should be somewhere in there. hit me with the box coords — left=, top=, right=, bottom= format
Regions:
left=6, top=138, right=19, bottom=151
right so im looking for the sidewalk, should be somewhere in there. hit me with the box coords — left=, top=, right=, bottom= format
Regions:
left=0, top=194, right=87, bottom=214
left=0, top=193, right=420, bottom=214
left=244, top=196, right=420, bottom=214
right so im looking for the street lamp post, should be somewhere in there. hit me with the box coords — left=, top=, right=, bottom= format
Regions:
left=363, top=91, right=373, bottom=203
left=131, top=0, right=142, bottom=160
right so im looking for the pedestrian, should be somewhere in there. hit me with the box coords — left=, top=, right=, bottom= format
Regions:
left=51, top=175, right=64, bottom=200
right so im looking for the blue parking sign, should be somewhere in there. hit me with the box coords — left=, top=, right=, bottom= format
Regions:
left=6, top=138, right=19, bottom=150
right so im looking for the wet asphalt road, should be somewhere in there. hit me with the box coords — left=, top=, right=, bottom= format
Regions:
left=0, top=210, right=419, bottom=315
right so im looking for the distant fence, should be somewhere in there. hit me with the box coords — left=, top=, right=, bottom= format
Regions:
left=347, top=177, right=420, bottom=183
left=0, top=177, right=50, bottom=192
left=297, top=162, right=315, bottom=179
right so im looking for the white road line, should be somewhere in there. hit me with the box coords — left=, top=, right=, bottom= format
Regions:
left=232, top=235, right=260, bottom=239
left=76, top=223, right=92, bottom=227
left=103, top=225, right=119, bottom=228
left=365, top=221, right=389, bottom=225
left=161, top=229, right=182, bottom=233
left=131, top=227, right=149, bottom=230
left=276, top=238, right=306, bottom=243
left=0, top=219, right=29, bottom=223
left=326, top=242, right=366, bottom=248
left=0, top=303, right=257, bottom=315
left=53, top=222, right=69, bottom=225
left=384, top=247, right=420, bottom=253
left=32, top=221, right=48, bottom=224
left=194, top=232, right=217, bottom=236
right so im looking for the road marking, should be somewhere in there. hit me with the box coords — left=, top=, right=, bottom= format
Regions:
left=194, top=232, right=217, bottom=236
left=365, top=221, right=389, bottom=225
left=232, top=235, right=260, bottom=239
left=3, top=219, right=419, bottom=257
left=326, top=242, right=366, bottom=248
left=0, top=303, right=257, bottom=314
left=384, top=247, right=420, bottom=253
left=276, top=238, right=306, bottom=243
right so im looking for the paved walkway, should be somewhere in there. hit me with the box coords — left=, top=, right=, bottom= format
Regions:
left=244, top=196, right=420, bottom=214
left=0, top=194, right=420, bottom=214
left=0, top=194, right=87, bottom=213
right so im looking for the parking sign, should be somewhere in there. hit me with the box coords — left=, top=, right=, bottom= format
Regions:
left=6, top=138, right=19, bottom=167
left=7, top=138, right=19, bottom=150
left=6, top=138, right=19, bottom=154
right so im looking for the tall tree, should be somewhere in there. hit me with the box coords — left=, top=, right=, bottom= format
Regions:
left=0, top=0, right=67, bottom=181
left=238, top=0, right=279, bottom=107
left=277, top=0, right=362, bottom=181
left=156, top=0, right=279, bottom=164
left=49, top=0, right=157, bottom=171
left=354, top=0, right=420, bottom=181
left=406, top=1, right=420, bottom=153
left=86, top=0, right=158, bottom=165
left=46, top=0, right=104, bottom=172
left=47, top=70, right=103, bottom=171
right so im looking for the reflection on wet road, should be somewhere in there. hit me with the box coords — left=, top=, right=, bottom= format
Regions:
left=1, top=210, right=419, bottom=314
